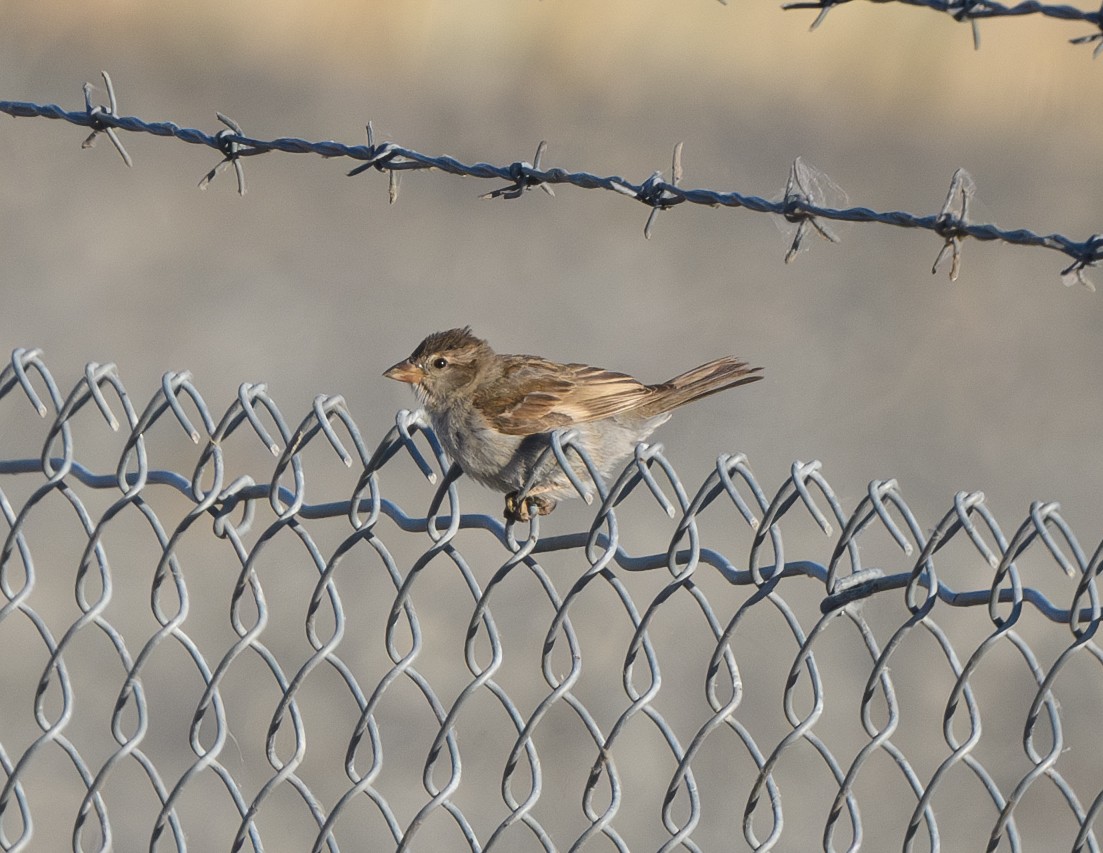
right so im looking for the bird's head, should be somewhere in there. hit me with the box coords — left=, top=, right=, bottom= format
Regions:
left=384, top=326, right=494, bottom=408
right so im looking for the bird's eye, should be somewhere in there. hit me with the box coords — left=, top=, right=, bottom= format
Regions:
left=432, top=357, right=448, bottom=370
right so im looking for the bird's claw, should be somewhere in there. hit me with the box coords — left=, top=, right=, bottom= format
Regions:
left=504, top=492, right=557, bottom=523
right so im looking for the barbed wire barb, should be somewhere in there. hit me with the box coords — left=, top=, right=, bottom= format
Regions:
left=932, top=168, right=976, bottom=281
left=1059, top=233, right=1102, bottom=290
left=80, top=71, right=132, bottom=167
left=197, top=113, right=248, bottom=195
left=481, top=140, right=555, bottom=200
left=373, top=123, right=402, bottom=204
left=782, top=0, right=839, bottom=29
left=643, top=142, right=684, bottom=240
left=782, top=157, right=843, bottom=263
left=1069, top=6, right=1103, bottom=56
left=954, top=1, right=985, bottom=50
left=348, top=121, right=401, bottom=203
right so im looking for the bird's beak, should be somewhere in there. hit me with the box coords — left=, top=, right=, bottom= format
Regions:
left=383, top=359, right=424, bottom=384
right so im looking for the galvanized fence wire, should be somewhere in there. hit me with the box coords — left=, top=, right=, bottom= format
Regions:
left=780, top=0, right=1103, bottom=55
left=2, top=347, right=1103, bottom=852
left=1, top=74, right=1101, bottom=291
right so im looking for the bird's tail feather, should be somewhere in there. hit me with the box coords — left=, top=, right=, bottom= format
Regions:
left=637, top=357, right=763, bottom=416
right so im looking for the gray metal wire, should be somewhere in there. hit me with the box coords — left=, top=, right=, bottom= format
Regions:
left=1, top=75, right=1101, bottom=289
left=1, top=347, right=1102, bottom=852
left=781, top=0, right=1103, bottom=55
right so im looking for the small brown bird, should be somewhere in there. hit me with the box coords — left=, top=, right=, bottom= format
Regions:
left=384, top=328, right=762, bottom=522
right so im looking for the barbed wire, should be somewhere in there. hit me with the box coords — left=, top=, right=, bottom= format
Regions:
left=2, top=346, right=1103, bottom=851
left=1, top=73, right=1100, bottom=290
left=780, top=0, right=1103, bottom=54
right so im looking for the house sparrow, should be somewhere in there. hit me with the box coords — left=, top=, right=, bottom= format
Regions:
left=384, top=327, right=762, bottom=522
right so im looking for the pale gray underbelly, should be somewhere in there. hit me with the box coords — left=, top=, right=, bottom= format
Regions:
left=430, top=411, right=670, bottom=499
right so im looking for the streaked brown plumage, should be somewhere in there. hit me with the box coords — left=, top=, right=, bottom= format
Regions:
left=385, top=327, right=762, bottom=521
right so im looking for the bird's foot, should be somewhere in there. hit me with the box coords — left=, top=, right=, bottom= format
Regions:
left=504, top=492, right=557, bottom=523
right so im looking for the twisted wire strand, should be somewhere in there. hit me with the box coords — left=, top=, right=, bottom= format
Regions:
left=2, top=76, right=1101, bottom=288
left=781, top=0, right=1103, bottom=55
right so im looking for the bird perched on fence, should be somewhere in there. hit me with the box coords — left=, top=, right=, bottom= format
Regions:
left=384, top=327, right=762, bottom=522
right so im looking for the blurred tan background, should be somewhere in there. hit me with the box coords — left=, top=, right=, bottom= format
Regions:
left=2, top=1, right=1103, bottom=850
left=2, top=0, right=1100, bottom=531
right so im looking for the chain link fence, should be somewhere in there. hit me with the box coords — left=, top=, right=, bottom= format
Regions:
left=1, top=348, right=1101, bottom=851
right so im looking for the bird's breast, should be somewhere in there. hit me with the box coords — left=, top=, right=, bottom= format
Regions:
left=428, top=405, right=524, bottom=490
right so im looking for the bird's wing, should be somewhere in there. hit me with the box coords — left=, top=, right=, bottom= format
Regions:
left=476, top=357, right=653, bottom=436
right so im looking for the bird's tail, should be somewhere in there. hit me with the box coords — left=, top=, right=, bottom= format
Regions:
left=637, top=357, right=763, bottom=416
